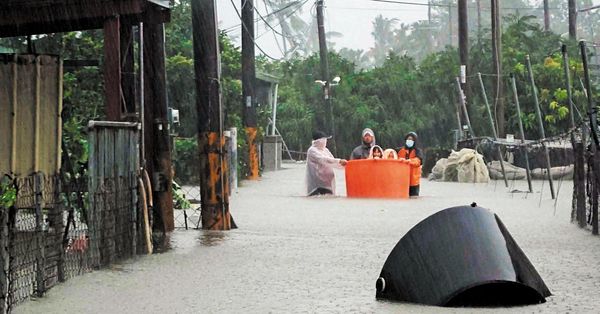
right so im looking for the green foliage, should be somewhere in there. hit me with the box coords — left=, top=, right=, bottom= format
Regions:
left=0, top=177, right=16, bottom=208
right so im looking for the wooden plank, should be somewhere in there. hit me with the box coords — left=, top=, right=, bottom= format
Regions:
left=39, top=55, right=60, bottom=175
left=0, top=58, right=12, bottom=175
left=16, top=55, right=36, bottom=176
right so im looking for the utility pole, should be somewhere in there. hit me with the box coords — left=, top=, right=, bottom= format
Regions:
left=191, top=0, right=231, bottom=230
left=242, top=0, right=259, bottom=180
left=316, top=0, right=336, bottom=154
left=143, top=22, right=174, bottom=233
left=568, top=0, right=577, bottom=39
left=448, top=4, right=453, bottom=46
left=476, top=0, right=482, bottom=36
left=458, top=0, right=468, bottom=94
left=491, top=0, right=505, bottom=137
left=543, top=0, right=550, bottom=31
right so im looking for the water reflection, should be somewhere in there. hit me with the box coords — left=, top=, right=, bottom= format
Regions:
left=199, top=230, right=230, bottom=246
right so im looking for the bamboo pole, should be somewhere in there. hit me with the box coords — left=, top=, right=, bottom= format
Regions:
left=525, top=55, right=555, bottom=199
left=478, top=73, right=509, bottom=187
left=510, top=74, right=533, bottom=193
left=562, top=44, right=587, bottom=227
left=580, top=41, right=599, bottom=235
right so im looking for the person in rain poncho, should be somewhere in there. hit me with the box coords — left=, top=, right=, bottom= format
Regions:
left=306, top=131, right=348, bottom=196
left=350, top=128, right=376, bottom=160
left=397, top=132, right=424, bottom=197
left=383, top=148, right=398, bottom=159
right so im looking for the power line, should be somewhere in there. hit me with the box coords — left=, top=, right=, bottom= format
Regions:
left=223, top=0, right=303, bottom=33
left=362, top=0, right=561, bottom=10
left=229, top=0, right=281, bottom=60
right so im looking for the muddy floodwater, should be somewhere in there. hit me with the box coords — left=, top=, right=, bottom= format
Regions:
left=16, top=163, right=600, bottom=313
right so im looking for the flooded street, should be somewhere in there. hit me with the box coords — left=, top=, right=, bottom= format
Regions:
left=17, top=163, right=600, bottom=313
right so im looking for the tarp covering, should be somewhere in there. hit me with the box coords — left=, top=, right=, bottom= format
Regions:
left=376, top=205, right=551, bottom=307
left=440, top=149, right=489, bottom=183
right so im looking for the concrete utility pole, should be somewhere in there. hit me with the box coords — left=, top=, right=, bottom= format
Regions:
left=568, top=0, right=577, bottom=39
left=448, top=4, right=453, bottom=46
left=242, top=0, right=259, bottom=180
left=458, top=0, right=468, bottom=97
left=491, top=0, right=505, bottom=137
left=543, top=0, right=550, bottom=31
left=143, top=22, right=174, bottom=232
left=316, top=0, right=336, bottom=153
left=191, top=0, right=231, bottom=230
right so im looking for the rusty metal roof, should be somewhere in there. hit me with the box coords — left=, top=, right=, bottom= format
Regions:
left=0, top=0, right=170, bottom=37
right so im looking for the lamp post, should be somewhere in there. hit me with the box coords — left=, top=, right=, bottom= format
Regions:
left=315, top=76, right=341, bottom=154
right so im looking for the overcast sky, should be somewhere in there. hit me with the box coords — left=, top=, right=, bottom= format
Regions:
left=216, top=0, right=600, bottom=59
left=217, top=0, right=432, bottom=58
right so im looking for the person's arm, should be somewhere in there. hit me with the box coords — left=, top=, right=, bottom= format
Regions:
left=409, top=148, right=423, bottom=167
left=309, top=149, right=346, bottom=167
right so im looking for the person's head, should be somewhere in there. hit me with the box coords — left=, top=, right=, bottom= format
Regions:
left=384, top=149, right=397, bottom=159
left=362, top=128, right=375, bottom=145
left=312, top=130, right=331, bottom=148
left=405, top=132, right=418, bottom=148
left=373, top=147, right=383, bottom=158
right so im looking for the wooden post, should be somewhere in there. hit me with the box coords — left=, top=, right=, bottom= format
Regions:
left=34, top=173, right=46, bottom=297
left=478, top=73, right=509, bottom=187
left=192, top=0, right=231, bottom=230
left=510, top=74, right=533, bottom=193
left=241, top=0, right=260, bottom=179
left=0, top=199, right=9, bottom=313
left=458, top=0, right=468, bottom=84
left=455, top=77, right=474, bottom=137
left=581, top=40, right=599, bottom=234
left=120, top=24, right=136, bottom=115
left=104, top=15, right=122, bottom=121
left=491, top=0, right=505, bottom=137
left=143, top=23, right=174, bottom=233
left=525, top=55, right=556, bottom=199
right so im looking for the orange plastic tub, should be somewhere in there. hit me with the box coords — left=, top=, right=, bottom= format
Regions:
left=345, top=159, right=411, bottom=199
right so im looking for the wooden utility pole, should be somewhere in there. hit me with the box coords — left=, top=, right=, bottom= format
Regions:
left=120, top=23, right=136, bottom=115
left=191, top=0, right=231, bottom=230
left=143, top=22, right=174, bottom=232
left=316, top=0, right=336, bottom=153
left=543, top=0, right=550, bottom=31
left=242, top=0, right=259, bottom=180
left=568, top=0, right=577, bottom=39
left=491, top=0, right=505, bottom=137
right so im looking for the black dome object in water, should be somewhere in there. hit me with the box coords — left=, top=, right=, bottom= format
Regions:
left=376, top=205, right=551, bottom=307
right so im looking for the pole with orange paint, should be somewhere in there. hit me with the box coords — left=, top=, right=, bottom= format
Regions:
left=192, top=0, right=231, bottom=230
left=242, top=0, right=260, bottom=179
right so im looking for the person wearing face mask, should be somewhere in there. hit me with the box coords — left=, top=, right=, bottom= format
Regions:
left=350, top=128, right=376, bottom=160
left=398, top=132, right=423, bottom=197
left=306, top=131, right=348, bottom=196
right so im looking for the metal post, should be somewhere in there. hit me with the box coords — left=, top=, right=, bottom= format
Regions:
left=271, top=83, right=279, bottom=136
left=478, top=73, right=509, bottom=187
left=511, top=74, right=533, bottom=193
left=525, top=55, right=556, bottom=199
left=455, top=77, right=474, bottom=138
left=491, top=0, right=505, bottom=137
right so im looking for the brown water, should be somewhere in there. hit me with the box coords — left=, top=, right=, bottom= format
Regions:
left=16, top=163, right=600, bottom=313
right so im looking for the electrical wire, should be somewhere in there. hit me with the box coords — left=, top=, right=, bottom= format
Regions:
left=228, top=0, right=283, bottom=60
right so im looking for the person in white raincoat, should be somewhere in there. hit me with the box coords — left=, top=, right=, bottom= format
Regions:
left=306, top=131, right=347, bottom=196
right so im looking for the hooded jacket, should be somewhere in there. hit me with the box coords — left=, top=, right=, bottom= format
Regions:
left=350, top=128, right=376, bottom=160
left=398, top=132, right=423, bottom=186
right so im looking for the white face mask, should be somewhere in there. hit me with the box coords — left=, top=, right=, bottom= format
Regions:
left=313, top=138, right=327, bottom=148
left=406, top=139, right=415, bottom=148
